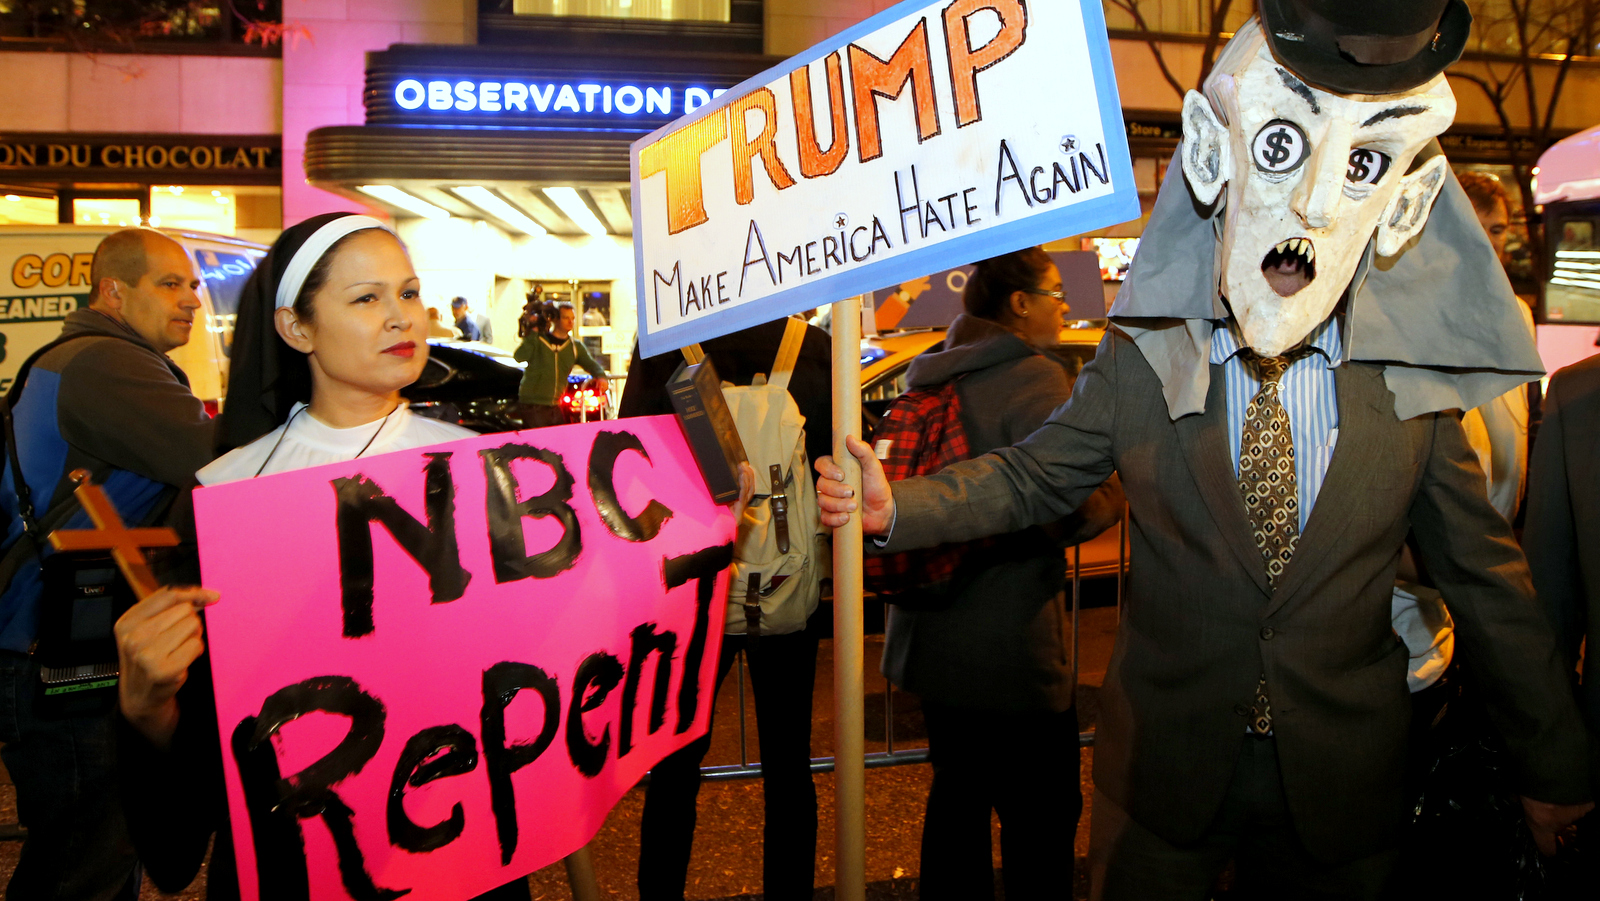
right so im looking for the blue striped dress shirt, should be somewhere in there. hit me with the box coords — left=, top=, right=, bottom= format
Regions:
left=1211, top=316, right=1342, bottom=532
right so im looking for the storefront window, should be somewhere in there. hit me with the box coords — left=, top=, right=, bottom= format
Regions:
left=0, top=193, right=55, bottom=225
left=1100, top=0, right=1588, bottom=58
left=484, top=0, right=730, bottom=22
left=149, top=185, right=282, bottom=240
left=580, top=289, right=610, bottom=327
left=151, top=185, right=235, bottom=233
left=72, top=198, right=142, bottom=228
left=1046, top=152, right=1170, bottom=314
left=1101, top=1, right=1252, bottom=36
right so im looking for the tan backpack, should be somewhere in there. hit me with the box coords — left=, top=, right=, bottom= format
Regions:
left=683, top=319, right=826, bottom=637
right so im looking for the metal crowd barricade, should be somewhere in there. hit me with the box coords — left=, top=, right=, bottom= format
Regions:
left=699, top=501, right=1132, bottom=781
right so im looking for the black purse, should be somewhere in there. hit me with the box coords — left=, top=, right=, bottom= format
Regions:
left=31, top=550, right=136, bottom=718
left=1392, top=666, right=1592, bottom=899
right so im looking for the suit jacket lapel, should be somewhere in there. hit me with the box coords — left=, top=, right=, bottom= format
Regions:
left=1264, top=362, right=1392, bottom=616
left=1173, top=363, right=1274, bottom=597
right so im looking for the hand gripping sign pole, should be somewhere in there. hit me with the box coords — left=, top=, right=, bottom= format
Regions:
left=831, top=296, right=866, bottom=900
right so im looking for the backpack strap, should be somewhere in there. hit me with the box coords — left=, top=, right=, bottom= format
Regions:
left=767, top=318, right=807, bottom=392
left=0, top=334, right=104, bottom=595
left=3, top=332, right=106, bottom=530
left=0, top=330, right=168, bottom=597
left=681, top=344, right=705, bottom=365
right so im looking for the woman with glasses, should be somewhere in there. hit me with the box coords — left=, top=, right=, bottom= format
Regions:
left=880, top=246, right=1122, bottom=900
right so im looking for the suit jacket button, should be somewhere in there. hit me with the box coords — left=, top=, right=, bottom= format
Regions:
left=1234, top=704, right=1249, bottom=716
left=1260, top=626, right=1275, bottom=641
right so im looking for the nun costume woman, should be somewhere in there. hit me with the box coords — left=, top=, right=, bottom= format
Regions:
left=116, top=213, right=529, bottom=901
left=204, top=213, right=471, bottom=482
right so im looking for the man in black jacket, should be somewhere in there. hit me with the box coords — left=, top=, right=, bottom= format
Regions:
left=0, top=228, right=214, bottom=900
left=1524, top=352, right=1600, bottom=868
left=619, top=316, right=830, bottom=901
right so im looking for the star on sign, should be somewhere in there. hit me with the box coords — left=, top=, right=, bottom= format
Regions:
left=834, top=213, right=849, bottom=229
left=1060, top=135, right=1077, bottom=153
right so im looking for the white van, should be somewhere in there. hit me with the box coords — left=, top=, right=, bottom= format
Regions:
left=0, top=226, right=266, bottom=407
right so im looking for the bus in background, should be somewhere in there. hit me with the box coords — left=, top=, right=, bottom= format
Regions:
left=1535, top=125, right=1600, bottom=374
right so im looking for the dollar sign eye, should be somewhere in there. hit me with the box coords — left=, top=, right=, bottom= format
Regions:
left=1251, top=120, right=1309, bottom=174
left=1346, top=148, right=1390, bottom=186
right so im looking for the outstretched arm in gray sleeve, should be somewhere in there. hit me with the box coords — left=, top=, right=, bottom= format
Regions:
left=881, top=333, right=1120, bottom=552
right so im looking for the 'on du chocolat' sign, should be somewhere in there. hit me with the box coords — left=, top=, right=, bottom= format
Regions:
left=0, top=132, right=281, bottom=183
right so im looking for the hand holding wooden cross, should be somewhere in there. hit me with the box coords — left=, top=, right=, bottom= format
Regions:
left=47, top=469, right=179, bottom=599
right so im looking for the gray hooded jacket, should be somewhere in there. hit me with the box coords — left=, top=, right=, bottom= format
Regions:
left=880, top=314, right=1089, bottom=713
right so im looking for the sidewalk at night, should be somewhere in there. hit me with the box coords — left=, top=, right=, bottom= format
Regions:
left=520, top=602, right=1121, bottom=900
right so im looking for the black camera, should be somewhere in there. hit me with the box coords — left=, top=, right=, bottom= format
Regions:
left=519, top=286, right=556, bottom=339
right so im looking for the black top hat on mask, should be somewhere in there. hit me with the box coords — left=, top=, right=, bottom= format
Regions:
left=1259, top=0, right=1471, bottom=95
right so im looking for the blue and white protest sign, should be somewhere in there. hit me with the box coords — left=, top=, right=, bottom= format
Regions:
left=631, top=0, right=1140, bottom=356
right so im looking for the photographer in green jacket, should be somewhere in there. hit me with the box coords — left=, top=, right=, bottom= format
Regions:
left=512, top=298, right=608, bottom=428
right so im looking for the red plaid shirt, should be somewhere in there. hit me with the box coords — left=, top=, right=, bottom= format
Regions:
left=864, top=380, right=992, bottom=604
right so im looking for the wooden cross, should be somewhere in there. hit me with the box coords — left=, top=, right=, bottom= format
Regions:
left=47, top=469, right=179, bottom=600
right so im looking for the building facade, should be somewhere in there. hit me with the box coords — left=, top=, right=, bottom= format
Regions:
left=3, top=0, right=1598, bottom=372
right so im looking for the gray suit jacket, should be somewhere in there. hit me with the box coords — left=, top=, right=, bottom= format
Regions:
left=885, top=329, right=1590, bottom=863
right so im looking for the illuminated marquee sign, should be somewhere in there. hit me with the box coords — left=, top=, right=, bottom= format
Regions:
left=391, top=78, right=729, bottom=120
left=360, top=46, right=766, bottom=133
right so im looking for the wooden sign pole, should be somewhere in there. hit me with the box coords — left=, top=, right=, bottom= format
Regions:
left=830, top=295, right=866, bottom=901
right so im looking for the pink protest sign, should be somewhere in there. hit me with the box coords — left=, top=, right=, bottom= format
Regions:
left=194, top=416, right=733, bottom=901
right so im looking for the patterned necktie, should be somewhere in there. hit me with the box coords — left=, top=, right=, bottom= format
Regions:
left=1237, top=347, right=1314, bottom=586
left=1237, top=346, right=1312, bottom=737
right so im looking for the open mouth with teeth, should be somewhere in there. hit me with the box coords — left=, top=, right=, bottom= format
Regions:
left=1261, top=237, right=1317, bottom=297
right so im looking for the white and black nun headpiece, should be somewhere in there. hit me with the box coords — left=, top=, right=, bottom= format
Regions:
left=217, top=213, right=394, bottom=453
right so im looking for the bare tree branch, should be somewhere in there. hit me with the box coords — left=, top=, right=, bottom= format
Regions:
left=1107, top=0, right=1188, bottom=100
left=1540, top=1, right=1598, bottom=137
left=1197, top=0, right=1236, bottom=87
left=1108, top=0, right=1236, bottom=100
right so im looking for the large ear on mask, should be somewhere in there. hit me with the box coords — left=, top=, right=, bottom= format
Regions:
left=1180, top=90, right=1232, bottom=206
left=1374, top=154, right=1450, bottom=257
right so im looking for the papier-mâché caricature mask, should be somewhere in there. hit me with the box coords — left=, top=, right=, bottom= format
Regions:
left=1179, top=20, right=1457, bottom=356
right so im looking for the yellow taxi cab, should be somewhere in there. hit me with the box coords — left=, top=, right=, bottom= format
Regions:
left=858, top=321, right=1124, bottom=578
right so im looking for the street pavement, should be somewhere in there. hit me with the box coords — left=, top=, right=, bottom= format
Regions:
left=525, top=601, right=1121, bottom=900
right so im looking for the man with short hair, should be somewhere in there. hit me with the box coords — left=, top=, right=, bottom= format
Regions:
left=512, top=302, right=608, bottom=428
left=0, top=228, right=215, bottom=900
left=451, top=296, right=489, bottom=343
left=1457, top=171, right=1513, bottom=264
